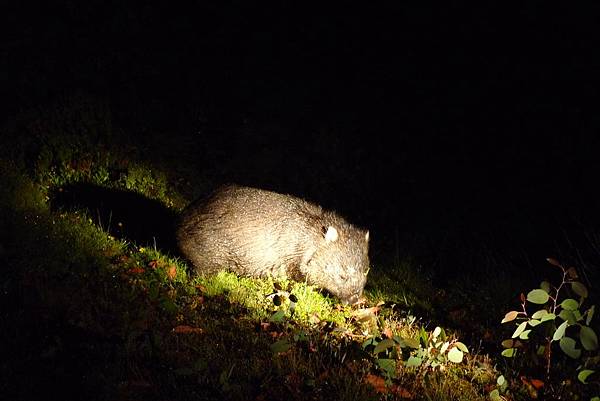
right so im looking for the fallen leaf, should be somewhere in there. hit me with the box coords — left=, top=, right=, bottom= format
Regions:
left=173, top=325, right=202, bottom=334
left=129, top=266, right=145, bottom=274
left=167, top=265, right=177, bottom=280
left=309, top=313, right=321, bottom=324
left=383, top=327, right=393, bottom=339
left=390, top=385, right=414, bottom=398
left=365, top=374, right=387, bottom=394
left=352, top=306, right=380, bottom=322
left=530, top=379, right=544, bottom=389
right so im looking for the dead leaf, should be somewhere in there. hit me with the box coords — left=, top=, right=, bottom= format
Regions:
left=167, top=265, right=177, bottom=280
left=129, top=266, right=145, bottom=274
left=365, top=374, right=387, bottom=394
left=390, top=384, right=414, bottom=399
left=352, top=306, right=380, bottom=322
left=383, top=327, right=393, bottom=339
left=173, top=325, right=202, bottom=334
left=530, top=379, right=544, bottom=389
left=520, top=376, right=542, bottom=399
left=309, top=313, right=321, bottom=324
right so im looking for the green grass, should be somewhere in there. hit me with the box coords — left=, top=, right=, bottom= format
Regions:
left=0, top=161, right=497, bottom=401
left=2, top=102, right=598, bottom=400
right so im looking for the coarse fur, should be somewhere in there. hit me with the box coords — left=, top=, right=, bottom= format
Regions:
left=177, top=185, right=370, bottom=303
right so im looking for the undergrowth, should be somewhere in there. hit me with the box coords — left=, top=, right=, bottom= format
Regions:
left=2, top=97, right=599, bottom=400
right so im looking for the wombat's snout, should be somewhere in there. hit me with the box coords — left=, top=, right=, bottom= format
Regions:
left=345, top=293, right=361, bottom=305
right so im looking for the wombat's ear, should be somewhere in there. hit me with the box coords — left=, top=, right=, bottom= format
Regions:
left=365, top=230, right=370, bottom=242
left=324, top=226, right=339, bottom=243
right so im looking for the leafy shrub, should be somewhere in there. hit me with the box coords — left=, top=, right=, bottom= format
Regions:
left=497, top=258, right=599, bottom=400
left=364, top=323, right=469, bottom=383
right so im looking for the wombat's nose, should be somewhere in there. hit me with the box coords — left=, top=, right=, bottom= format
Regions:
left=346, top=294, right=360, bottom=304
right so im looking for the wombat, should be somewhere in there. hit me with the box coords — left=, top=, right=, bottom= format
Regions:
left=176, top=185, right=370, bottom=304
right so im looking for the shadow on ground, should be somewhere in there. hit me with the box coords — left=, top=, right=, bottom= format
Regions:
left=50, top=183, right=179, bottom=255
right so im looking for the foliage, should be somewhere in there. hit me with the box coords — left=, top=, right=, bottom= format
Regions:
left=364, top=323, right=469, bottom=383
left=497, top=258, right=599, bottom=400
left=3, top=101, right=559, bottom=400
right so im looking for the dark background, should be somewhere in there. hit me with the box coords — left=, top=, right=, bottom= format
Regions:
left=3, top=2, right=600, bottom=275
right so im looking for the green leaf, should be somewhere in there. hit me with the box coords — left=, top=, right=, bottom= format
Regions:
left=405, top=356, right=422, bottom=367
left=454, top=341, right=469, bottom=353
left=580, top=326, right=599, bottom=351
left=528, top=319, right=541, bottom=327
left=519, top=330, right=532, bottom=340
left=561, top=298, right=579, bottom=311
left=501, top=339, right=514, bottom=348
left=377, top=358, right=397, bottom=377
left=497, top=375, right=505, bottom=386
left=553, top=320, right=569, bottom=341
left=531, top=309, right=548, bottom=319
left=577, top=369, right=595, bottom=384
left=160, top=298, right=178, bottom=314
left=270, top=339, right=292, bottom=354
left=527, top=289, right=549, bottom=304
left=541, top=312, right=556, bottom=322
left=559, top=310, right=577, bottom=325
left=586, top=305, right=595, bottom=326
left=433, top=326, right=442, bottom=338
left=489, top=389, right=501, bottom=401
left=148, top=282, right=160, bottom=300
left=540, top=280, right=551, bottom=293
left=447, top=347, right=464, bottom=363
left=401, top=337, right=420, bottom=349
left=440, top=341, right=449, bottom=354
left=373, top=338, right=396, bottom=354
left=536, top=345, right=545, bottom=356
left=269, top=310, right=286, bottom=323
left=512, top=321, right=528, bottom=338
left=501, top=348, right=516, bottom=357
left=362, top=337, right=377, bottom=349
left=559, top=336, right=581, bottom=359
left=571, top=281, right=588, bottom=298
left=501, top=311, right=519, bottom=323
left=419, top=327, right=428, bottom=347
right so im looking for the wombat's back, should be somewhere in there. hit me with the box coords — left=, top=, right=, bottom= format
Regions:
left=177, top=185, right=325, bottom=277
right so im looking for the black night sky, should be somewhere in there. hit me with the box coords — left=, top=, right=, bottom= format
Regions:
left=4, top=3, right=600, bottom=275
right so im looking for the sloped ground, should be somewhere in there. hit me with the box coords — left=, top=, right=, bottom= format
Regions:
left=1, top=98, right=598, bottom=400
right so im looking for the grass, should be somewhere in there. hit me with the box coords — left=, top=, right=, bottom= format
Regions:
left=1, top=100, right=598, bottom=400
